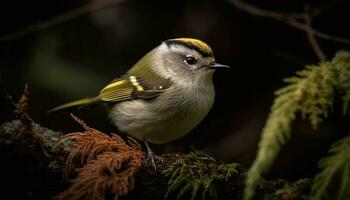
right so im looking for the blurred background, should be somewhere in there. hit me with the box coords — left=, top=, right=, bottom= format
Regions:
left=1, top=0, right=350, bottom=180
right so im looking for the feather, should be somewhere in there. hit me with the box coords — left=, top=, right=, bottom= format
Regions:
left=48, top=97, right=99, bottom=112
left=50, top=49, right=173, bottom=112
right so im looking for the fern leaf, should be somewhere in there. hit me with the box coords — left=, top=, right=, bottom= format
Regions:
left=167, top=173, right=188, bottom=194
left=163, top=153, right=239, bottom=200
left=332, top=51, right=350, bottom=114
left=310, top=135, right=350, bottom=200
left=177, top=183, right=192, bottom=200
left=208, top=183, right=218, bottom=200
left=243, top=54, right=344, bottom=200
left=191, top=180, right=200, bottom=200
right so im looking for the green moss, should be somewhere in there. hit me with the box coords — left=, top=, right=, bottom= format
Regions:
left=331, top=51, right=350, bottom=114
left=163, top=152, right=239, bottom=200
left=244, top=51, right=350, bottom=200
left=310, top=135, right=350, bottom=200
left=263, top=179, right=311, bottom=200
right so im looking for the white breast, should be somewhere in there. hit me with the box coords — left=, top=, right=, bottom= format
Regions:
left=110, top=78, right=215, bottom=144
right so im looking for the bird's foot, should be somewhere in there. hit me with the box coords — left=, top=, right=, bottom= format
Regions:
left=144, top=141, right=164, bottom=171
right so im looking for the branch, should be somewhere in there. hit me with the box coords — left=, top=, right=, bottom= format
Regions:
left=227, top=0, right=304, bottom=19
left=227, top=0, right=350, bottom=45
left=0, top=119, right=311, bottom=200
left=0, top=0, right=127, bottom=41
left=304, top=7, right=327, bottom=61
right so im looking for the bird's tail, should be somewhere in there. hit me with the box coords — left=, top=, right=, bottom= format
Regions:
left=48, top=97, right=100, bottom=113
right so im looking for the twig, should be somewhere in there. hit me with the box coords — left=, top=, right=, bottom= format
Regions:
left=227, top=0, right=350, bottom=45
left=0, top=0, right=127, bottom=41
left=304, top=6, right=327, bottom=61
left=227, top=0, right=305, bottom=19
left=277, top=17, right=350, bottom=45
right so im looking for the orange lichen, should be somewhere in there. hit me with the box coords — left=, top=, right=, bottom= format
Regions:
left=57, top=114, right=145, bottom=200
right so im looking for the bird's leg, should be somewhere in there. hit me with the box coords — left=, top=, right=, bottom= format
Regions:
left=144, top=140, right=157, bottom=170
left=144, top=140, right=164, bottom=170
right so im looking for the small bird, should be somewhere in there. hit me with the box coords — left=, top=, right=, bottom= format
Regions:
left=51, top=38, right=229, bottom=165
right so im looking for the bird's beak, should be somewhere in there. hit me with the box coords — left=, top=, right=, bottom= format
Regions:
left=209, top=63, right=230, bottom=69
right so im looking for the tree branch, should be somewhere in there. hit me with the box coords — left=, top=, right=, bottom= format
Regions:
left=0, top=118, right=311, bottom=200
left=227, top=0, right=350, bottom=45
left=0, top=0, right=127, bottom=41
left=304, top=7, right=327, bottom=61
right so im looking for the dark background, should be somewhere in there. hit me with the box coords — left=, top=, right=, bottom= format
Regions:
left=1, top=0, right=350, bottom=180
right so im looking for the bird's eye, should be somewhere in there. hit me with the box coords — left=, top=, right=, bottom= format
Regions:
left=184, top=55, right=197, bottom=65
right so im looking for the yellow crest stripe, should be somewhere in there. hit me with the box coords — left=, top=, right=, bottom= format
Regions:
left=167, top=38, right=213, bottom=57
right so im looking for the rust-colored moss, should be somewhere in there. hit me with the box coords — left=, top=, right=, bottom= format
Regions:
left=14, top=83, right=29, bottom=119
left=12, top=84, right=50, bottom=157
left=57, top=114, right=145, bottom=200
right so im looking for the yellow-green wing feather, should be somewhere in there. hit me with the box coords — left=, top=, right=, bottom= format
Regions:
left=98, top=78, right=134, bottom=102
left=50, top=50, right=173, bottom=112
left=48, top=97, right=99, bottom=112
left=49, top=78, right=134, bottom=112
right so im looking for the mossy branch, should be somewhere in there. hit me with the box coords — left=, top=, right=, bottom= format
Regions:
left=163, top=152, right=240, bottom=200
left=244, top=51, right=350, bottom=200
left=310, top=134, right=350, bottom=200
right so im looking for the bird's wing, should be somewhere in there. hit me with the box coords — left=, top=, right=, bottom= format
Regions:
left=98, top=75, right=171, bottom=102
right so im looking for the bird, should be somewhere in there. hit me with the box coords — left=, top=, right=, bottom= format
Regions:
left=50, top=38, right=229, bottom=167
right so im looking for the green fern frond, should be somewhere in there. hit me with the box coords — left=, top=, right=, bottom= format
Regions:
left=191, top=180, right=200, bottom=200
left=177, top=183, right=192, bottom=200
left=243, top=52, right=350, bottom=200
left=331, top=51, right=350, bottom=114
left=163, top=152, right=239, bottom=200
left=310, top=135, right=350, bottom=200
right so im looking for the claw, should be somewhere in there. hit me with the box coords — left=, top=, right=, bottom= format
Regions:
left=144, top=141, right=159, bottom=170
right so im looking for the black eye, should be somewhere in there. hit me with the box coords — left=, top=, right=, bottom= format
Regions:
left=184, top=55, right=197, bottom=65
